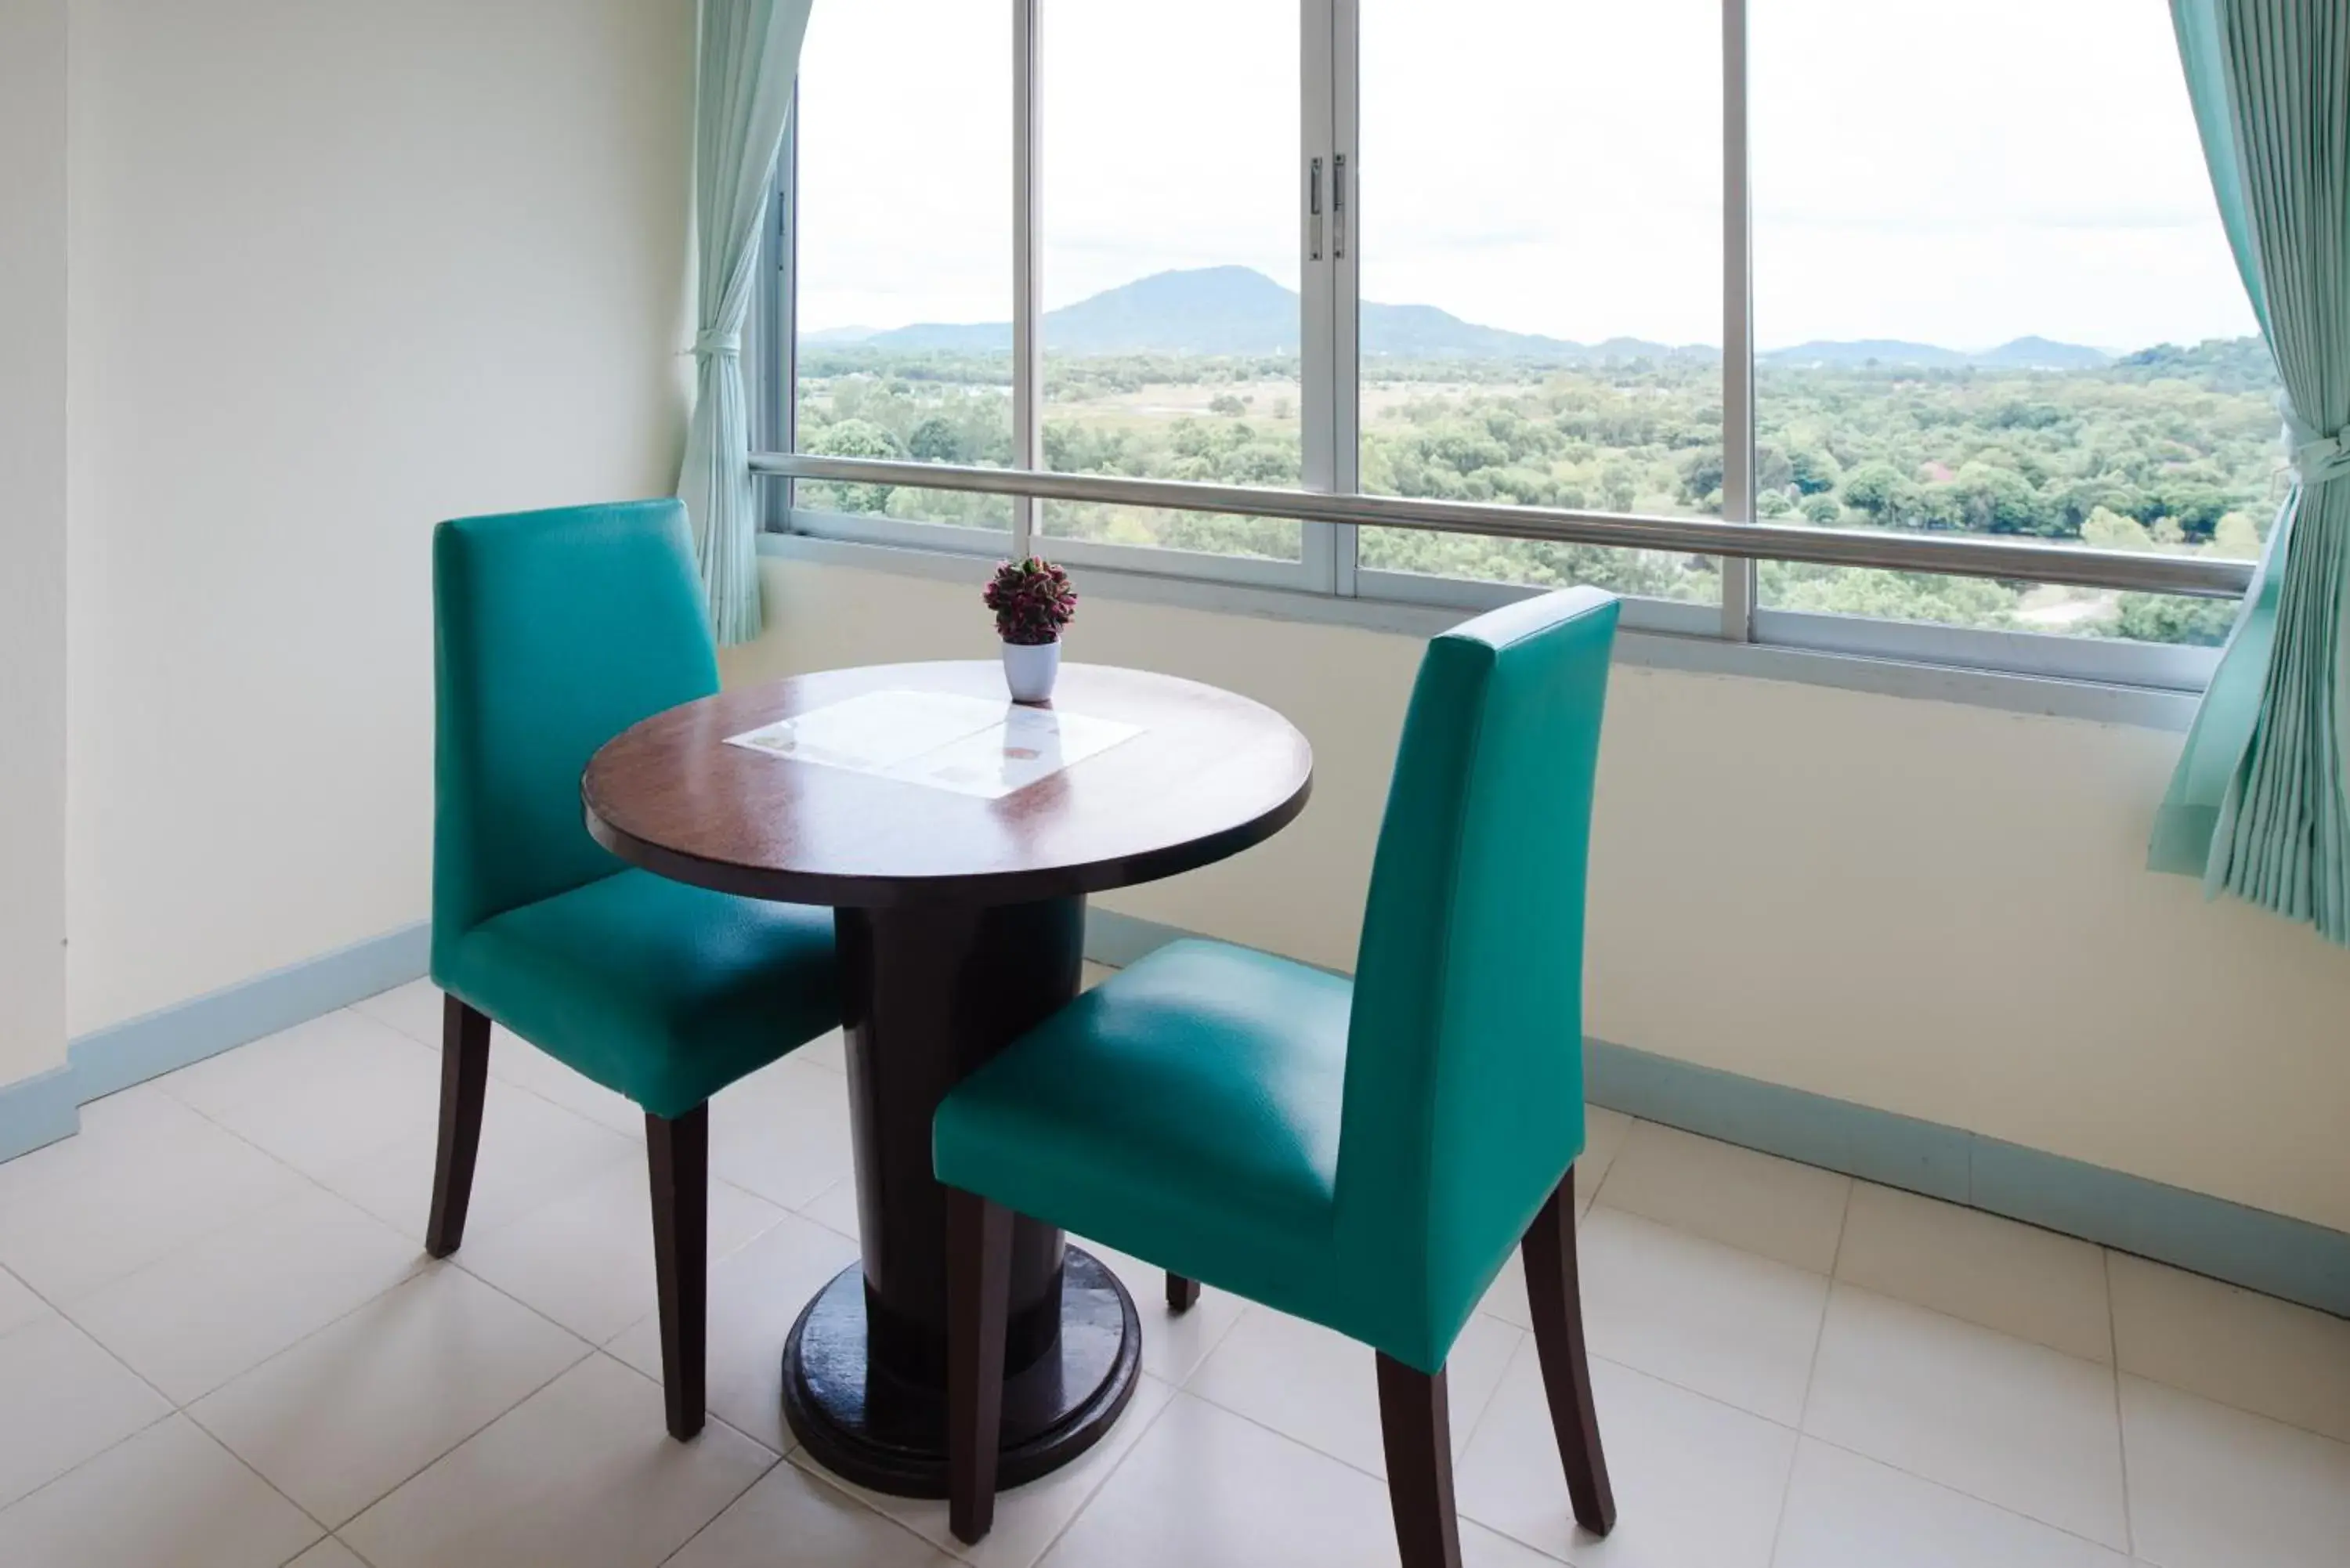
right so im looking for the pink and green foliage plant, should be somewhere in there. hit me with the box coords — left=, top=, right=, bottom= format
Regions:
left=984, top=556, right=1079, bottom=646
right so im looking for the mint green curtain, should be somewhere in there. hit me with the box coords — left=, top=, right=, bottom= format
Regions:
left=676, top=0, right=815, bottom=645
left=2151, top=1, right=2350, bottom=942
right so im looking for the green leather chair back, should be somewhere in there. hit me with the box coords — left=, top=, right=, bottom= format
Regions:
left=1334, top=587, right=1619, bottom=1370
left=432, top=500, right=721, bottom=966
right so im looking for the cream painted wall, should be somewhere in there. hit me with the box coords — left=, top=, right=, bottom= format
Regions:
left=63, top=0, right=699, bottom=1038
left=0, top=0, right=71, bottom=1086
left=726, top=558, right=2350, bottom=1234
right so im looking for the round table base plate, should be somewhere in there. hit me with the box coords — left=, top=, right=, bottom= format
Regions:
left=781, top=1248, right=1142, bottom=1498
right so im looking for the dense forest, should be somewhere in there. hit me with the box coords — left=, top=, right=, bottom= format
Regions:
left=793, top=335, right=2281, bottom=645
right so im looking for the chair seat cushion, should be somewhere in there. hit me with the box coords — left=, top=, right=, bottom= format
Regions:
left=435, top=869, right=838, bottom=1120
left=935, top=939, right=1353, bottom=1321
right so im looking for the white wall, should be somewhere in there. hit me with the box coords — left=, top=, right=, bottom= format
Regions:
left=725, top=558, right=2350, bottom=1236
left=0, top=0, right=72, bottom=1088
left=63, top=0, right=699, bottom=1039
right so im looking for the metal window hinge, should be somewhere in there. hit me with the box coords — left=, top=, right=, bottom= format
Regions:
left=1308, top=157, right=1324, bottom=261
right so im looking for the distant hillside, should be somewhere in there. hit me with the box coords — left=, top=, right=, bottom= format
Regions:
left=1762, top=338, right=1967, bottom=368
left=2110, top=337, right=2278, bottom=393
left=859, top=266, right=1697, bottom=361
left=1973, top=335, right=2112, bottom=370
left=837, top=266, right=2120, bottom=370
left=1762, top=336, right=2110, bottom=370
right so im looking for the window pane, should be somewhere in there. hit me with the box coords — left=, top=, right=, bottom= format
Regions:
left=1356, top=0, right=1721, bottom=602
left=1753, top=0, right=2276, bottom=643
left=793, top=0, right=1013, bottom=531
left=1036, top=0, right=1302, bottom=560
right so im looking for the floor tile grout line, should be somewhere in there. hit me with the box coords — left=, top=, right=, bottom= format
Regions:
left=0, top=1405, right=179, bottom=1519
left=1177, top=1323, right=1553, bottom=1543
left=1763, top=1180, right=1854, bottom=1567
left=1014, top=1381, right=1186, bottom=1568
left=1576, top=1330, right=2144, bottom=1554
left=329, top=1529, right=386, bottom=1568
left=1795, top=1428, right=2141, bottom=1558
left=590, top=1345, right=790, bottom=1464
left=636, top=1406, right=786, bottom=1568
left=703, top=1450, right=950, bottom=1568
left=0, top=1396, right=337, bottom=1561
left=339, top=995, right=662, bottom=1158
left=0, top=1221, right=198, bottom=1512
left=1179, top=1366, right=1394, bottom=1487
left=1784, top=1280, right=2145, bottom=1550
left=77, top=1090, right=616, bottom=1523
left=1582, top=1346, right=1805, bottom=1437
left=2105, top=1248, right=2137, bottom=1559
left=1443, top=1321, right=1529, bottom=1461
left=772, top=1388, right=1174, bottom=1568
left=208, top=1426, right=339, bottom=1554
left=328, top=1000, right=663, bottom=1176
left=15, top=1087, right=357, bottom=1308
left=1168, top=1293, right=1253, bottom=1394
left=179, top=1288, right=597, bottom=1537
left=64, top=1234, right=436, bottom=1410
left=1581, top=1118, right=1641, bottom=1213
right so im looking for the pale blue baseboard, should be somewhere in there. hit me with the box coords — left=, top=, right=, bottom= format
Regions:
left=0, top=923, right=430, bottom=1163
left=0, top=1067, right=83, bottom=1165
left=1083, top=906, right=2350, bottom=1321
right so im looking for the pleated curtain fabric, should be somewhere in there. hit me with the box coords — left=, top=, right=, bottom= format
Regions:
left=2151, top=1, right=2350, bottom=942
left=676, top=0, right=815, bottom=645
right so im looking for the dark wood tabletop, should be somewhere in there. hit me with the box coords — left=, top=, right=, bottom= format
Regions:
left=582, top=660, right=1314, bottom=907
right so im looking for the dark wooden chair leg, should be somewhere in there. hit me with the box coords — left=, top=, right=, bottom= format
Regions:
left=947, top=1187, right=1013, bottom=1545
left=1520, top=1168, right=1616, bottom=1537
left=1376, top=1354, right=1464, bottom=1568
left=647, top=1104, right=710, bottom=1442
left=1166, top=1273, right=1201, bottom=1313
left=425, top=996, right=491, bottom=1259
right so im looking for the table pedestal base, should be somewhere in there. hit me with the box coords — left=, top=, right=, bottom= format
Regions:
left=781, top=1248, right=1141, bottom=1497
left=783, top=896, right=1138, bottom=1498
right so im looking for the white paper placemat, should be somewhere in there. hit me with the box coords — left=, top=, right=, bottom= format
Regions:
left=725, top=688, right=1144, bottom=800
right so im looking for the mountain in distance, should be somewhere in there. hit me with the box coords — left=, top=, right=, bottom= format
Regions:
left=1761, top=338, right=1969, bottom=369
left=830, top=266, right=2108, bottom=369
left=1969, top=334, right=2113, bottom=370
left=1762, top=334, right=2111, bottom=371
left=855, top=266, right=1697, bottom=362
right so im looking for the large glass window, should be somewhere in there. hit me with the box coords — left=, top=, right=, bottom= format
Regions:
left=769, top=0, right=2260, bottom=676
left=1752, top=0, right=2272, bottom=645
left=1356, top=0, right=1722, bottom=604
left=790, top=0, right=1014, bottom=531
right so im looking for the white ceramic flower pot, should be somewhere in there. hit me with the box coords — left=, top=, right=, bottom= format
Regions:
left=1001, top=638, right=1061, bottom=704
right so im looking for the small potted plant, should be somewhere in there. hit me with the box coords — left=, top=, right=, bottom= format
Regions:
left=984, top=556, right=1078, bottom=703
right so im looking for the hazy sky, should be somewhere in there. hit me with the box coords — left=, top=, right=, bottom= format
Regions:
left=793, top=0, right=2259, bottom=352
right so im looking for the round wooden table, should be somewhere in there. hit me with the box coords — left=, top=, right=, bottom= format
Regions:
left=582, top=660, right=1312, bottom=1496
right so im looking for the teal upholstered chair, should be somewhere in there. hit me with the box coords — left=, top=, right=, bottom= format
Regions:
left=935, top=587, right=1622, bottom=1562
left=429, top=500, right=840, bottom=1440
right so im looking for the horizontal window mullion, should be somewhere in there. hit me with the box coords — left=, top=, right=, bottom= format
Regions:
left=754, top=456, right=2252, bottom=601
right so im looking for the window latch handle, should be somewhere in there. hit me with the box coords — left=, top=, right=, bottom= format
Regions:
left=1332, top=153, right=1347, bottom=260
left=1308, top=156, right=1324, bottom=262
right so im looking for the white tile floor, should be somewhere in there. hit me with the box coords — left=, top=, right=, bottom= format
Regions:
left=0, top=976, right=2345, bottom=1567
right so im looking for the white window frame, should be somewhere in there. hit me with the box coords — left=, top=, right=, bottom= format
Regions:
left=759, top=0, right=2242, bottom=692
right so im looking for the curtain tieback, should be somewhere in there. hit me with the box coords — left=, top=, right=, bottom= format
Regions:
left=2282, top=399, right=2350, bottom=484
left=692, top=328, right=743, bottom=360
